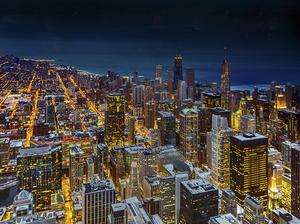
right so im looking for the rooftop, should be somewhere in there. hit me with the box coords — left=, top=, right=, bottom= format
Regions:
left=181, top=178, right=217, bottom=195
left=83, top=175, right=115, bottom=194
left=233, top=132, right=267, bottom=142
left=17, top=144, right=61, bottom=158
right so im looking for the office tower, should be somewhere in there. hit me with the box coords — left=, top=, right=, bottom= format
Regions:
left=17, top=144, right=62, bottom=211
left=13, top=190, right=34, bottom=219
left=173, top=55, right=183, bottom=90
left=86, top=157, right=95, bottom=181
left=144, top=101, right=155, bottom=129
left=198, top=107, right=210, bottom=145
left=148, top=129, right=161, bottom=148
left=186, top=68, right=195, bottom=87
left=202, top=92, right=222, bottom=108
left=211, top=107, right=232, bottom=128
left=240, top=114, right=256, bottom=133
left=281, top=173, right=292, bottom=212
left=255, top=99, right=274, bottom=135
left=109, top=147, right=126, bottom=192
left=208, top=115, right=232, bottom=190
left=127, top=161, right=140, bottom=198
left=278, top=110, right=300, bottom=141
left=291, top=143, right=300, bottom=218
left=109, top=203, right=127, bottom=224
left=157, top=99, right=175, bottom=113
left=179, top=178, right=218, bottom=224
left=272, top=208, right=300, bottom=224
left=157, top=111, right=176, bottom=145
left=155, top=64, right=163, bottom=82
left=179, top=108, right=198, bottom=164
left=243, top=195, right=265, bottom=224
left=45, top=104, right=55, bottom=124
left=0, top=137, right=10, bottom=168
left=281, top=140, right=297, bottom=169
left=69, top=146, right=85, bottom=191
left=105, top=93, right=125, bottom=147
left=285, top=83, right=294, bottom=110
left=82, top=175, right=116, bottom=224
left=96, top=143, right=109, bottom=178
left=160, top=173, right=176, bottom=223
left=167, top=69, right=173, bottom=94
left=230, top=133, right=268, bottom=207
left=163, top=162, right=190, bottom=222
left=127, top=115, right=135, bottom=145
left=133, top=85, right=145, bottom=107
left=221, top=189, right=237, bottom=216
left=221, top=58, right=231, bottom=109
left=177, top=80, right=187, bottom=101
left=209, top=214, right=239, bottom=224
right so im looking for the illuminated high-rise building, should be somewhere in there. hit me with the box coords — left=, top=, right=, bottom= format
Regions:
left=291, top=143, right=300, bottom=219
left=173, top=55, right=183, bottom=90
left=177, top=80, right=187, bottom=101
left=133, top=85, right=145, bottom=107
left=105, top=93, right=125, bottom=147
left=179, top=178, right=218, bottom=224
left=272, top=208, right=300, bottom=224
left=167, top=69, right=173, bottom=94
left=278, top=110, right=300, bottom=142
left=157, top=111, right=176, bottom=146
left=69, top=145, right=85, bottom=191
left=230, top=133, right=268, bottom=207
left=0, top=137, right=10, bottom=168
left=82, top=175, right=116, bottom=224
left=155, top=64, right=163, bottom=83
left=160, top=173, right=176, bottom=223
left=281, top=173, right=292, bottom=212
left=186, top=68, right=195, bottom=87
left=144, top=101, right=155, bottom=129
left=220, top=189, right=237, bottom=216
left=179, top=108, right=198, bottom=164
left=208, top=114, right=232, bottom=190
left=17, top=144, right=62, bottom=211
left=243, top=195, right=265, bottom=224
left=240, top=114, right=256, bottom=133
left=202, top=92, right=222, bottom=108
left=127, top=115, right=135, bottom=145
left=220, top=58, right=231, bottom=109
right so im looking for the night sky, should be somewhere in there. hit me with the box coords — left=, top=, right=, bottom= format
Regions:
left=0, top=0, right=300, bottom=84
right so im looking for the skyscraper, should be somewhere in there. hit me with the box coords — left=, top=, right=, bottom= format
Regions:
left=82, top=175, right=116, bottom=224
left=179, top=178, right=219, bottom=224
left=132, top=85, right=145, bottom=107
left=208, top=115, right=232, bottom=190
left=230, top=133, right=268, bottom=207
left=177, top=80, right=187, bottom=102
left=157, top=111, right=176, bottom=146
left=167, top=69, right=173, bottom=94
left=17, top=144, right=62, bottom=211
left=186, top=68, right=195, bottom=87
left=243, top=195, right=265, bottom=224
left=220, top=189, right=237, bottom=216
left=179, top=108, right=198, bottom=164
left=173, top=55, right=183, bottom=90
left=105, top=93, right=125, bottom=147
left=220, top=58, right=231, bottom=109
left=155, top=64, right=163, bottom=83
left=69, top=145, right=85, bottom=191
left=291, top=143, right=300, bottom=219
